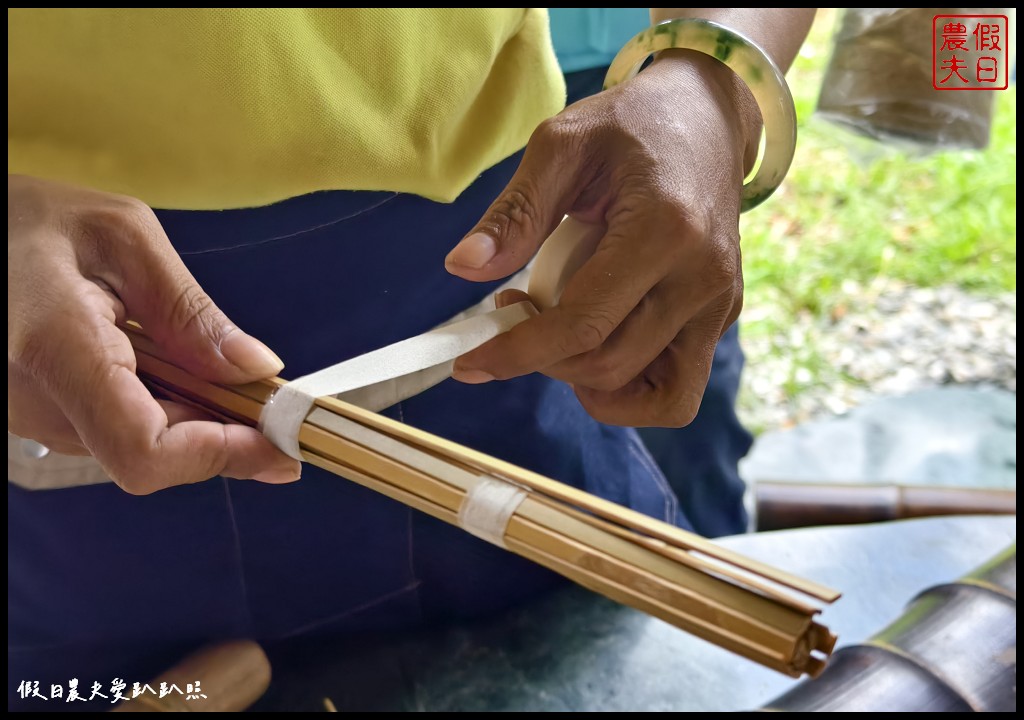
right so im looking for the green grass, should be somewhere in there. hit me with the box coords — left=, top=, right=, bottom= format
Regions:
left=743, top=11, right=1016, bottom=313
left=737, top=10, right=1016, bottom=426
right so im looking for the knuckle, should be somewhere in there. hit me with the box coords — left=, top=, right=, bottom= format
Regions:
left=113, top=194, right=158, bottom=227
left=656, top=194, right=704, bottom=232
left=699, top=236, right=741, bottom=292
left=8, top=176, right=54, bottom=231
left=576, top=350, right=634, bottom=392
left=634, top=203, right=704, bottom=266
left=529, top=115, right=592, bottom=169
left=583, top=406, right=620, bottom=427
left=730, top=282, right=745, bottom=321
left=494, top=187, right=537, bottom=226
left=533, top=115, right=576, bottom=148
left=104, top=439, right=157, bottom=494
left=105, top=423, right=230, bottom=494
left=561, top=310, right=616, bottom=356
left=660, top=393, right=702, bottom=428
left=8, top=319, right=83, bottom=401
left=193, top=425, right=232, bottom=481
left=169, top=283, right=223, bottom=338
left=115, top=475, right=152, bottom=496
left=88, top=195, right=154, bottom=236
left=482, top=186, right=542, bottom=244
left=78, top=195, right=161, bottom=266
left=6, top=416, right=29, bottom=439
left=8, top=323, right=52, bottom=381
left=575, top=390, right=639, bottom=429
left=105, top=457, right=152, bottom=495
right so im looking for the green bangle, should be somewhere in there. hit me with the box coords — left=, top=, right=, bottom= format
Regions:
left=603, top=18, right=797, bottom=212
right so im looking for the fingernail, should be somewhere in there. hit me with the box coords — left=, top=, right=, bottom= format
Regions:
left=446, top=233, right=497, bottom=270
left=452, top=368, right=495, bottom=384
left=254, top=466, right=302, bottom=484
left=221, top=329, right=285, bottom=377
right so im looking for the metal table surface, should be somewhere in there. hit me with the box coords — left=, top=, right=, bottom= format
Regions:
left=257, top=515, right=1016, bottom=712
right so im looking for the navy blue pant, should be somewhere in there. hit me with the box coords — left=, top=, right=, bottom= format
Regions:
left=637, top=324, right=752, bottom=538
left=8, top=153, right=710, bottom=710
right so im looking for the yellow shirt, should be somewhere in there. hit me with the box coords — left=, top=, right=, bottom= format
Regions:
left=7, top=8, right=565, bottom=210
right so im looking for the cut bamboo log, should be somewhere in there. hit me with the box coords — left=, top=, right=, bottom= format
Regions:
left=127, top=328, right=839, bottom=678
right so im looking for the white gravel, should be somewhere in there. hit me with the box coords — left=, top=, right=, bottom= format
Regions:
left=739, top=280, right=1017, bottom=432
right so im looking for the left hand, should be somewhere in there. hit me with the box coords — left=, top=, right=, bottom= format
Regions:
left=445, top=51, right=760, bottom=427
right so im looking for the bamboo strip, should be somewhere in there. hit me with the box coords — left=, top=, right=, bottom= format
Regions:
left=308, top=451, right=806, bottom=676
left=296, top=406, right=814, bottom=632
left=250, top=377, right=837, bottom=603
left=128, top=327, right=831, bottom=600
left=300, top=401, right=825, bottom=615
left=147, top=361, right=807, bottom=648
left=141, top=385, right=811, bottom=675
left=151, top=366, right=831, bottom=659
left=127, top=329, right=838, bottom=676
left=305, top=387, right=840, bottom=603
left=298, top=387, right=837, bottom=602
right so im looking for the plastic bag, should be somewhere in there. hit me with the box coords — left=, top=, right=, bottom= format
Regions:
left=816, top=8, right=1003, bottom=151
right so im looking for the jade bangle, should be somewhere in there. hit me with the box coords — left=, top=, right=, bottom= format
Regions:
left=603, top=18, right=797, bottom=212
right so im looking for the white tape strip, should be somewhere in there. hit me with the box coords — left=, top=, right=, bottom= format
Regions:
left=259, top=216, right=602, bottom=461
left=457, top=476, right=529, bottom=548
left=259, top=301, right=536, bottom=459
left=527, top=217, right=605, bottom=310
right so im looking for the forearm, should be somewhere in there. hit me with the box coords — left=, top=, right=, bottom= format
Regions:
left=649, top=8, right=816, bottom=72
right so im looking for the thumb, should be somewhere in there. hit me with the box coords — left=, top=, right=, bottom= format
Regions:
left=148, top=290, right=284, bottom=385
left=446, top=122, right=584, bottom=281
left=114, top=214, right=283, bottom=384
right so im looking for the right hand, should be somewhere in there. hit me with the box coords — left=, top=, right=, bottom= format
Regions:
left=8, top=175, right=301, bottom=494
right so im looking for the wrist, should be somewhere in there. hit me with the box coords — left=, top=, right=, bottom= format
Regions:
left=647, top=49, right=762, bottom=175
left=603, top=18, right=796, bottom=211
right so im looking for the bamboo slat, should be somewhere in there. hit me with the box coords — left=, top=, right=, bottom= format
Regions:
left=128, top=328, right=838, bottom=677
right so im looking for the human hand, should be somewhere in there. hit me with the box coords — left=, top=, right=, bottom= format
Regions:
left=8, top=175, right=301, bottom=493
left=445, top=51, right=760, bottom=427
